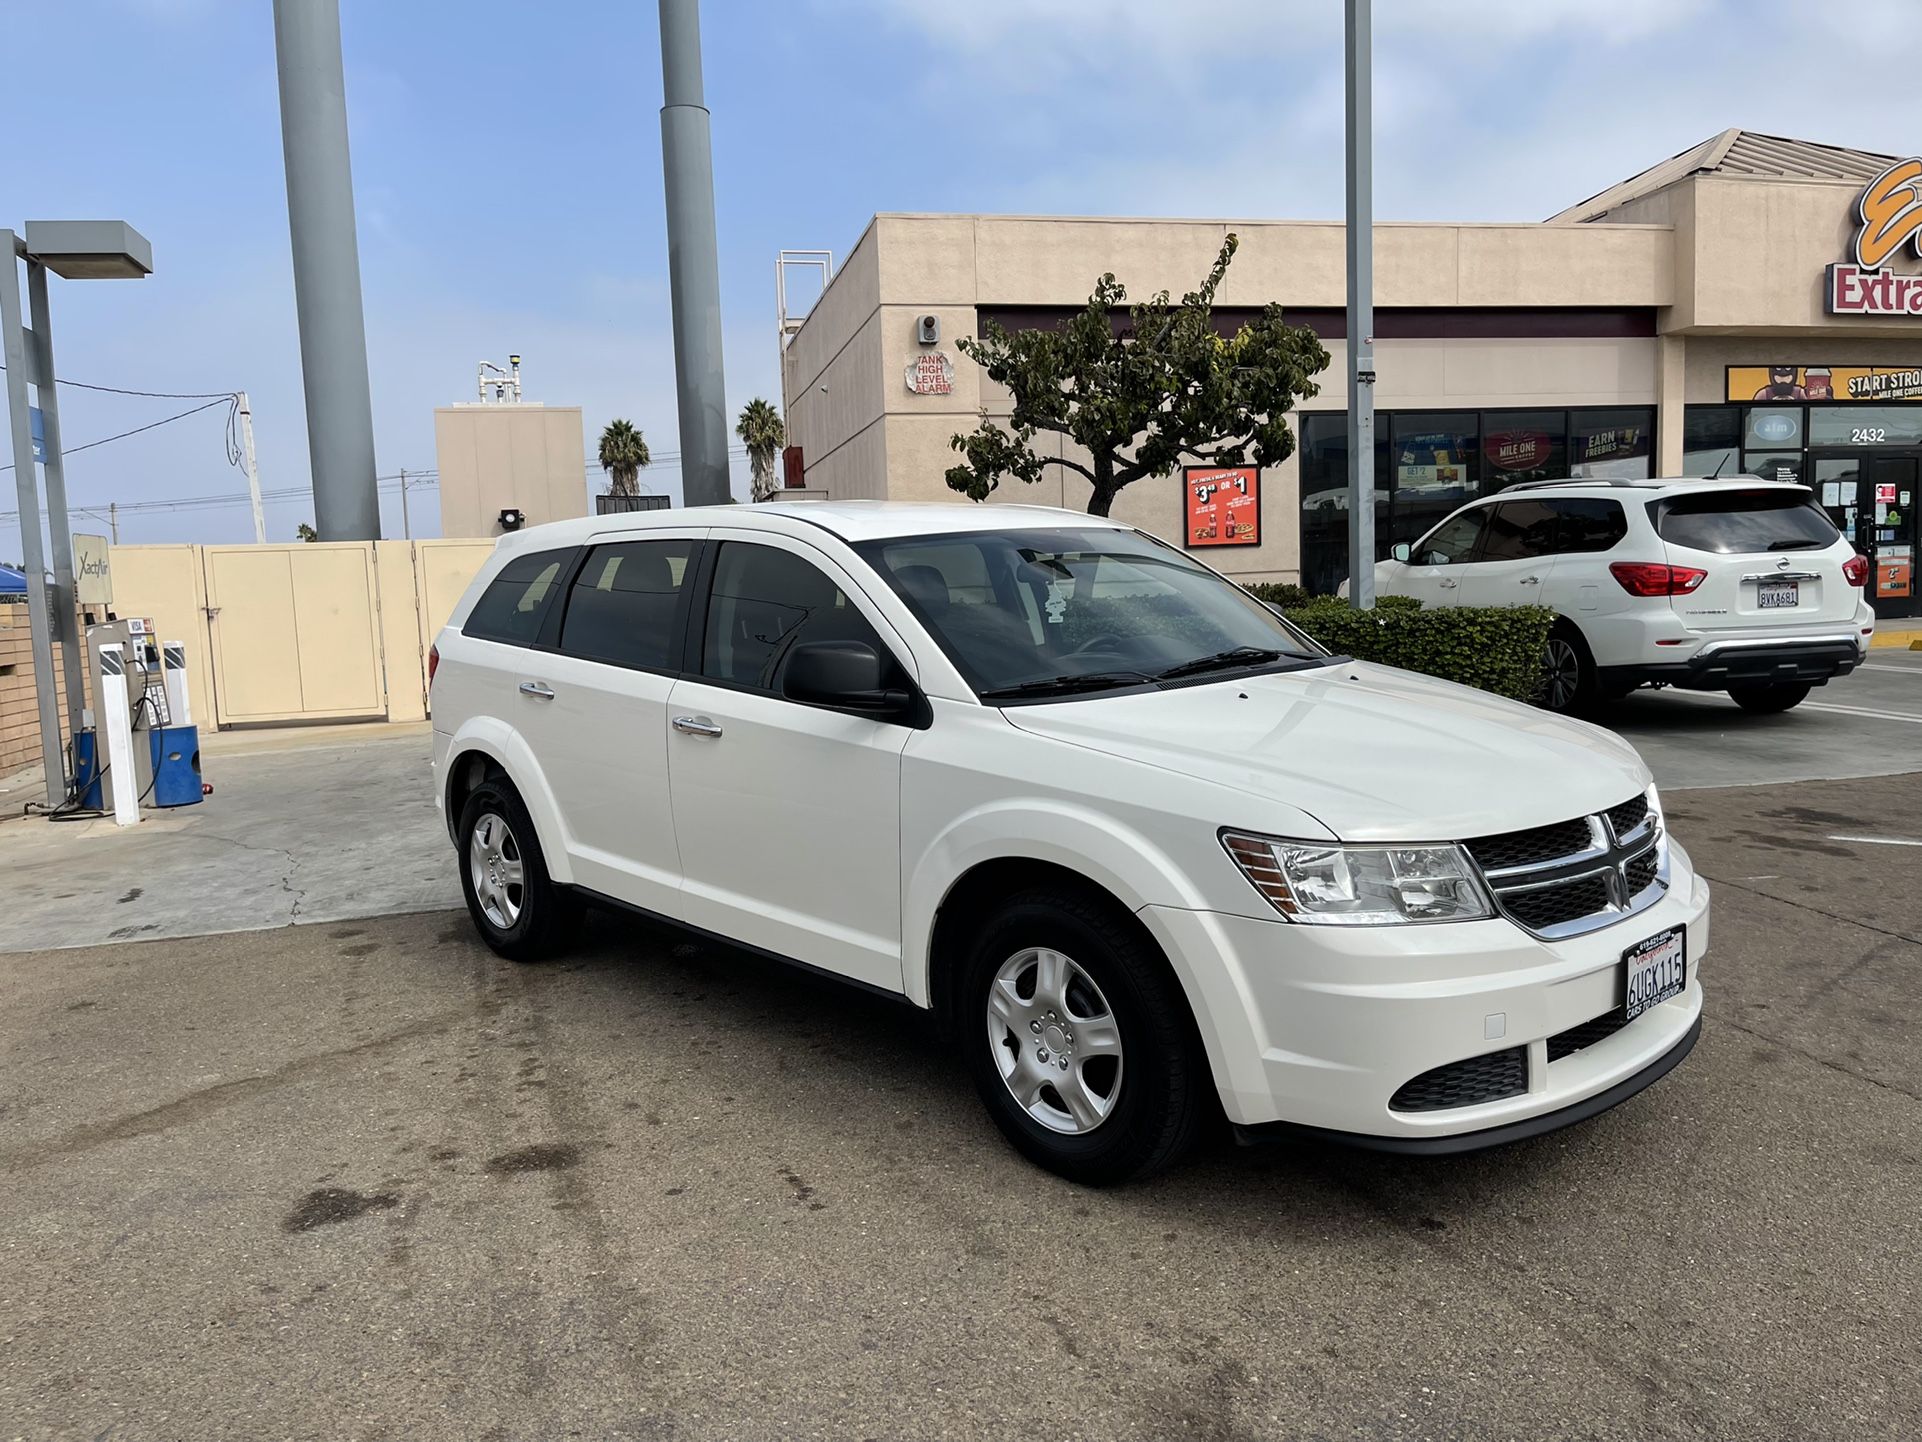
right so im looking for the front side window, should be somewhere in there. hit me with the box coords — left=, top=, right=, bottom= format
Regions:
left=1654, top=490, right=1840, bottom=554
left=859, top=527, right=1323, bottom=700
left=701, top=542, right=901, bottom=692
left=1549, top=498, right=1628, bottom=553
left=1413, top=508, right=1487, bottom=566
left=464, top=548, right=571, bottom=646
left=558, top=538, right=696, bottom=671
left=1478, top=500, right=1559, bottom=562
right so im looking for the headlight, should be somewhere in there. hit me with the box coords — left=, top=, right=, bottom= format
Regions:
left=1221, top=832, right=1492, bottom=925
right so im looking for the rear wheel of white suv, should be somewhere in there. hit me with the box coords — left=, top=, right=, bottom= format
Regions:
left=962, top=886, right=1206, bottom=1185
left=457, top=780, right=581, bottom=962
left=1730, top=681, right=1811, bottom=714
left=1539, top=624, right=1598, bottom=715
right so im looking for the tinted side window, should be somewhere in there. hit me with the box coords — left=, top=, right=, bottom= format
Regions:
left=1415, top=508, right=1487, bottom=565
left=1655, top=491, right=1840, bottom=554
left=463, top=549, right=572, bottom=646
left=558, top=539, right=696, bottom=671
left=1551, top=498, right=1629, bottom=553
left=1479, top=501, right=1559, bottom=562
left=701, top=542, right=898, bottom=691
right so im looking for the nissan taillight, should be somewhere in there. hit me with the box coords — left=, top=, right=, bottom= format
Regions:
left=1842, top=553, right=1870, bottom=587
left=1609, top=561, right=1708, bottom=597
left=428, top=643, right=440, bottom=684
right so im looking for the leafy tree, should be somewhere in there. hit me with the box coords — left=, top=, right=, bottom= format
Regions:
left=735, top=397, right=786, bottom=502
left=597, top=419, right=652, bottom=497
left=946, top=234, right=1330, bottom=517
left=296, top=522, right=318, bottom=543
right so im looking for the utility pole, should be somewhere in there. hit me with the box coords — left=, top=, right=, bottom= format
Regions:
left=1345, top=0, right=1377, bottom=611
left=398, top=468, right=412, bottom=541
left=109, top=502, right=118, bottom=544
left=25, top=261, right=88, bottom=732
left=273, top=0, right=380, bottom=541
left=658, top=0, right=732, bottom=508
left=236, top=390, right=266, bottom=545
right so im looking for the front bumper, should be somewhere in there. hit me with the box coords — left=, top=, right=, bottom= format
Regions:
left=1140, top=844, right=1709, bottom=1144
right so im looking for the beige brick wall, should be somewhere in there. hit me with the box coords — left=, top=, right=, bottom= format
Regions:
left=0, top=606, right=95, bottom=779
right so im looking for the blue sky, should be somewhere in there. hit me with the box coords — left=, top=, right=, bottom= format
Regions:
left=3, top=0, right=1919, bottom=553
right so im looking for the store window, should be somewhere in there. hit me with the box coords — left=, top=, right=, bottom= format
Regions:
left=1808, top=405, right=1922, bottom=448
left=1295, top=406, right=1654, bottom=594
left=1684, top=406, right=1740, bottom=476
left=1571, top=409, right=1653, bottom=478
left=1744, top=407, right=1804, bottom=451
left=1743, top=452, right=1803, bottom=486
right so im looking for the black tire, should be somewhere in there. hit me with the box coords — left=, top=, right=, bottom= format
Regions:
left=961, top=885, right=1207, bottom=1186
left=456, top=779, right=581, bottom=962
left=1539, top=624, right=1598, bottom=715
left=1730, top=681, right=1811, bottom=714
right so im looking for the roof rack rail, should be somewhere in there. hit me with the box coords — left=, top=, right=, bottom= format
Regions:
left=1495, top=477, right=1659, bottom=493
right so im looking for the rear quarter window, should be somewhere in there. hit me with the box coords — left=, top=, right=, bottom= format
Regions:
left=1651, top=491, right=1839, bottom=555
left=463, top=548, right=573, bottom=646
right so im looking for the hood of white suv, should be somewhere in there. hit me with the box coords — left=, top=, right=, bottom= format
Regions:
left=1001, top=661, right=1648, bottom=841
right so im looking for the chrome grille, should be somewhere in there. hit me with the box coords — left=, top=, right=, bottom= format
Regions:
left=1468, top=793, right=1669, bottom=939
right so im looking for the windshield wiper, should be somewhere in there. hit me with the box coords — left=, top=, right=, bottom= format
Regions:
left=1155, top=646, right=1288, bottom=681
left=978, top=672, right=1155, bottom=701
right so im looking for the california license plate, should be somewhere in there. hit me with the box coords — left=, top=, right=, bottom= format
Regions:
left=1623, top=925, right=1686, bottom=1021
left=1758, top=580, right=1799, bottom=609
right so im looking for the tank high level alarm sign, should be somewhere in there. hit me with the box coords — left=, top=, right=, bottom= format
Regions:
left=1184, top=466, right=1260, bottom=547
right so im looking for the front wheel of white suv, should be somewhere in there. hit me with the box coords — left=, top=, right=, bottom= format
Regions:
left=962, top=886, right=1207, bottom=1185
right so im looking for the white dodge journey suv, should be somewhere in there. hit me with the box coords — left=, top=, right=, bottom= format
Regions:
left=1370, top=477, right=1874, bottom=714
left=432, top=502, right=1707, bottom=1183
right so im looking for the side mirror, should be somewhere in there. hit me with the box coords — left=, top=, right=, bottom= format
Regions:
left=1391, top=542, right=1412, bottom=563
left=782, top=640, right=913, bottom=718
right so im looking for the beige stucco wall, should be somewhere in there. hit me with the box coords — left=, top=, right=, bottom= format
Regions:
left=434, top=405, right=588, bottom=539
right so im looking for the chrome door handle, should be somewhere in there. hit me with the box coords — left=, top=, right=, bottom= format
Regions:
left=672, top=715, right=723, bottom=738
left=1520, top=575, right=1541, bottom=585
left=518, top=681, right=556, bottom=700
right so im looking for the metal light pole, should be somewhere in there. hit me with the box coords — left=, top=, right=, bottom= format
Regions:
left=273, top=0, right=381, bottom=541
left=658, top=0, right=732, bottom=508
left=1345, top=0, right=1377, bottom=611
left=1, top=220, right=152, bottom=809
left=398, top=468, right=412, bottom=541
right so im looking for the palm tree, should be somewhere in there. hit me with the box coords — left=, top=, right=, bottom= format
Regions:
left=598, top=419, right=651, bottom=497
left=735, top=398, right=785, bottom=502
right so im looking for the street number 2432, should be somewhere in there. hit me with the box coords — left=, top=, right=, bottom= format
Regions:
left=1852, top=427, right=1889, bottom=443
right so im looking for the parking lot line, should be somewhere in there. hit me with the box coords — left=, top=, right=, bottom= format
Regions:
left=1801, top=701, right=1922, bottom=724
left=1826, top=834, right=1922, bottom=846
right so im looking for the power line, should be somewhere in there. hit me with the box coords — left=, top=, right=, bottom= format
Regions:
left=0, top=397, right=233, bottom=474
left=0, top=361, right=237, bottom=400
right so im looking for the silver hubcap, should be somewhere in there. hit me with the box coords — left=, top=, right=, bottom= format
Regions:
left=985, top=947, right=1124, bottom=1135
left=469, top=812, right=525, bottom=930
left=1543, top=637, right=1581, bottom=710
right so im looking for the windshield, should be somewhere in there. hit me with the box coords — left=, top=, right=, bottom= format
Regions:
left=856, top=526, right=1325, bottom=700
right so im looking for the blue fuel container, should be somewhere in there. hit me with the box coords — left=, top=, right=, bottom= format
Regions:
left=73, top=729, right=104, bottom=810
left=148, top=725, right=204, bottom=808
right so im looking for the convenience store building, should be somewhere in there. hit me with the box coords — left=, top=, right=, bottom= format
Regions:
left=777, top=130, right=1922, bottom=618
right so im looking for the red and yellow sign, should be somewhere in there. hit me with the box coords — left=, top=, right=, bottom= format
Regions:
left=1828, top=158, right=1922, bottom=316
left=1879, top=551, right=1912, bottom=599
left=1727, top=365, right=1922, bottom=403
left=1184, top=466, right=1260, bottom=548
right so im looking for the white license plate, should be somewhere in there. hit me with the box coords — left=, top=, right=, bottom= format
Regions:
left=1623, top=925, right=1686, bottom=1021
left=1757, top=580, right=1799, bottom=609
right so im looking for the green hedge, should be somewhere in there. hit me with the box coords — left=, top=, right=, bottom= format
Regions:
left=1247, top=584, right=1554, bottom=703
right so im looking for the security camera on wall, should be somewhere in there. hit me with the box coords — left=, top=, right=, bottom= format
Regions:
left=916, top=314, right=940, bottom=346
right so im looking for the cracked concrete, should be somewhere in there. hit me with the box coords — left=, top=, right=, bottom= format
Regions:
left=0, top=727, right=452, bottom=952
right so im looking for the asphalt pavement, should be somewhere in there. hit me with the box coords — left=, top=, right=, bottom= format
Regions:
left=2, top=772, right=1917, bottom=1440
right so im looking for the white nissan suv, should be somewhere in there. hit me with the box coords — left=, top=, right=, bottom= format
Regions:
left=431, top=502, right=1708, bottom=1184
left=1370, top=478, right=1875, bottom=713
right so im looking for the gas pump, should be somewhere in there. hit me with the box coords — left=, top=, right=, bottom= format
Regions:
left=70, top=617, right=205, bottom=820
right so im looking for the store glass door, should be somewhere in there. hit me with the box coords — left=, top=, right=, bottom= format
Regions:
left=1813, top=455, right=1919, bottom=619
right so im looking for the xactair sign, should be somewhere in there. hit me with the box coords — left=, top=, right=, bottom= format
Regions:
left=1828, top=158, right=1922, bottom=316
